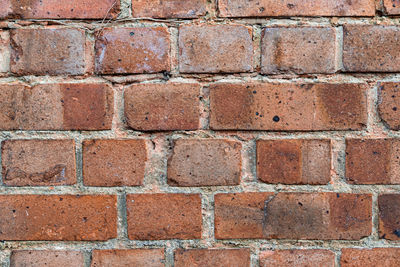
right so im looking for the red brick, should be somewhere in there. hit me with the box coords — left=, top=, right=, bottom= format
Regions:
left=261, top=27, right=338, bottom=74
left=214, top=192, right=372, bottom=239
left=175, top=249, right=250, bottom=267
left=346, top=139, right=400, bottom=184
left=260, top=250, right=335, bottom=267
left=91, top=249, right=165, bottom=267
left=343, top=25, right=400, bottom=72
left=10, top=28, right=89, bottom=76
left=0, top=30, right=9, bottom=73
left=83, top=139, right=147, bottom=186
left=168, top=139, right=241, bottom=186
left=341, top=248, right=400, bottom=266
left=179, top=24, right=253, bottom=73
left=384, top=0, right=400, bottom=14
left=210, top=83, right=367, bottom=131
left=127, top=194, right=202, bottom=240
left=378, top=82, right=400, bottom=130
left=10, top=250, right=84, bottom=267
left=0, top=195, right=117, bottom=240
left=0, top=83, right=113, bottom=130
left=132, top=0, right=206, bottom=18
left=379, top=194, right=400, bottom=240
left=257, top=139, right=331, bottom=185
left=218, top=0, right=375, bottom=17
left=124, top=83, right=200, bottom=131
left=0, top=1, right=12, bottom=18
left=2, top=140, right=76, bottom=186
left=6, top=0, right=120, bottom=19
left=95, top=27, right=170, bottom=74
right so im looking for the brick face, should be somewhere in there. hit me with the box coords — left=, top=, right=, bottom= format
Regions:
left=10, top=251, right=84, bottom=267
left=379, top=194, right=400, bottom=240
left=383, top=0, right=400, bottom=14
left=378, top=82, right=400, bottom=130
left=91, top=249, right=165, bottom=267
left=174, top=249, right=250, bottom=267
left=210, top=83, right=367, bottom=131
left=132, top=0, right=207, bottom=18
left=260, top=250, right=335, bottom=267
left=341, top=248, right=400, bottom=266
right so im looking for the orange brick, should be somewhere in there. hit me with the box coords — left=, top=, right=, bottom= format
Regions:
left=91, top=249, right=164, bottom=267
left=379, top=194, right=400, bottom=240
left=257, top=139, right=331, bottom=185
left=124, top=83, right=200, bottom=131
left=341, top=248, right=400, bottom=266
left=2, top=140, right=76, bottom=186
left=10, top=251, right=84, bottom=267
left=168, top=139, right=242, bottom=186
left=215, top=192, right=372, bottom=240
left=378, top=82, right=400, bottom=130
left=83, top=139, right=147, bottom=186
left=127, top=194, right=202, bottom=240
left=95, top=27, right=170, bottom=74
left=179, top=24, right=253, bottom=73
left=383, top=0, right=400, bottom=14
left=132, top=0, right=206, bottom=18
left=0, top=195, right=117, bottom=240
left=175, top=249, right=250, bottom=267
left=210, top=83, right=367, bottom=131
left=260, top=250, right=335, bottom=267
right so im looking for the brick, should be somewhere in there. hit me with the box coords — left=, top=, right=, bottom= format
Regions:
left=346, top=139, right=400, bottom=184
left=0, top=83, right=113, bottom=130
left=210, top=83, right=367, bottom=131
left=218, top=0, right=375, bottom=17
left=261, top=27, right=338, bottom=74
left=214, top=192, right=372, bottom=239
left=257, top=139, right=331, bottom=185
left=127, top=194, right=202, bottom=240
left=175, top=249, right=250, bottom=267
left=91, top=249, right=165, bottom=267
left=124, top=83, right=200, bottom=131
left=10, top=251, right=84, bottom=267
left=260, top=250, right=335, bottom=267
left=168, top=139, right=242, bottom=186
left=0, top=31, right=10, bottom=73
left=179, top=24, right=253, bottom=73
left=379, top=194, right=400, bottom=240
left=0, top=1, right=12, bottom=18
left=6, top=0, right=119, bottom=19
left=341, top=248, right=400, bottom=266
left=0, top=195, right=117, bottom=240
left=2, top=140, right=76, bottom=186
left=384, top=0, right=400, bottom=14
left=343, top=25, right=400, bottom=72
left=132, top=0, right=206, bottom=18
left=10, top=28, right=89, bottom=76
left=95, top=27, right=170, bottom=74
left=378, top=82, right=400, bottom=130
left=83, top=139, right=147, bottom=186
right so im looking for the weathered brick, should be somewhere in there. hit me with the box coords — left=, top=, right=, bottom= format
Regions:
left=379, top=194, right=400, bottom=240
left=10, top=28, right=89, bottom=76
left=2, top=140, right=76, bottom=186
left=378, top=82, right=400, bottom=130
left=215, top=192, right=372, bottom=239
left=132, top=0, right=206, bottom=18
left=124, top=83, right=200, bottom=131
left=210, top=83, right=367, bottom=131
left=218, top=0, right=375, bottom=17
left=260, top=250, right=335, bottom=267
left=261, top=27, right=338, bottom=74
left=95, top=27, right=170, bottom=74
left=6, top=0, right=120, bottom=19
left=168, top=139, right=242, bottom=186
left=0, top=195, right=117, bottom=240
left=257, top=139, right=331, bottom=185
left=0, top=30, right=10, bottom=73
left=383, top=0, right=400, bottom=15
left=175, top=249, right=250, bottom=267
left=0, top=1, right=12, bottom=18
left=179, top=24, right=253, bottom=73
left=0, top=83, right=113, bottom=130
left=343, top=25, right=400, bottom=72
left=91, top=249, right=165, bottom=267
left=127, top=194, right=202, bottom=240
left=10, top=251, right=84, bottom=267
left=83, top=139, right=147, bottom=187
left=341, top=248, right=400, bottom=266
left=346, top=139, right=400, bottom=184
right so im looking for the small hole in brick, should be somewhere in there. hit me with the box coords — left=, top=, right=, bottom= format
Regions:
left=130, top=32, right=135, bottom=36
left=273, top=116, right=280, bottom=122
left=393, top=107, right=398, bottom=111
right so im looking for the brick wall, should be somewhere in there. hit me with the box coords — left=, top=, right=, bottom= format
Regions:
left=0, top=0, right=400, bottom=266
